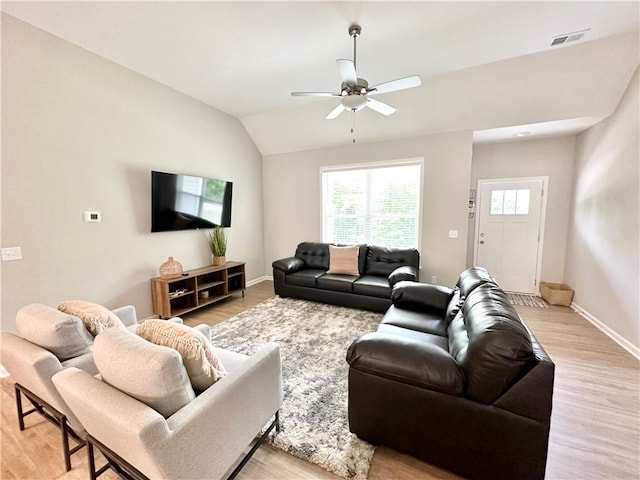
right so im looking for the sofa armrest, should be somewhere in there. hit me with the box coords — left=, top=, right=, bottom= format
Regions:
left=389, top=266, right=419, bottom=286
left=346, top=332, right=464, bottom=396
left=272, top=257, right=305, bottom=273
left=391, top=281, right=454, bottom=314
left=111, top=305, right=138, bottom=327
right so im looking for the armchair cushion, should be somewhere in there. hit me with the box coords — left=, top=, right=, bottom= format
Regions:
left=15, top=303, right=93, bottom=361
left=391, top=281, right=453, bottom=314
left=137, top=320, right=227, bottom=391
left=93, top=328, right=195, bottom=418
left=327, top=245, right=360, bottom=275
left=58, top=300, right=125, bottom=336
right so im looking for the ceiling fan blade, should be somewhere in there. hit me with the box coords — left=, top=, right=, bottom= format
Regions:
left=325, top=104, right=346, bottom=120
left=336, top=59, right=358, bottom=86
left=366, top=98, right=396, bottom=116
left=291, top=92, right=342, bottom=97
left=368, top=75, right=422, bottom=95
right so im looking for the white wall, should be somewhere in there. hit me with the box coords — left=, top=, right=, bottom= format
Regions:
left=470, top=136, right=576, bottom=282
left=564, top=67, right=639, bottom=351
left=263, top=131, right=473, bottom=287
left=1, top=14, right=265, bottom=333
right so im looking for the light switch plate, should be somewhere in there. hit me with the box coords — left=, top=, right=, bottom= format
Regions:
left=2, top=247, right=22, bottom=261
left=448, top=229, right=459, bottom=238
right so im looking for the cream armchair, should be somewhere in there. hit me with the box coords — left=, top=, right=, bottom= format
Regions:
left=52, top=327, right=282, bottom=480
left=0, top=303, right=184, bottom=472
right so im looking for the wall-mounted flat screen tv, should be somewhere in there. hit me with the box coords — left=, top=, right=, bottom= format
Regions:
left=151, top=170, right=233, bottom=232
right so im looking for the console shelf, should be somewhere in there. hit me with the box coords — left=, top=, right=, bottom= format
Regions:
left=151, top=261, right=245, bottom=319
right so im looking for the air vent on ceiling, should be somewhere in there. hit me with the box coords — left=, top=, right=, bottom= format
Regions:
left=551, top=28, right=590, bottom=46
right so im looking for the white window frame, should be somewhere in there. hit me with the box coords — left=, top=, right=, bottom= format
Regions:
left=319, top=158, right=424, bottom=249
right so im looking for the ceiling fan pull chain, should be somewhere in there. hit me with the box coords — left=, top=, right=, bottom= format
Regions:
left=352, top=111, right=356, bottom=143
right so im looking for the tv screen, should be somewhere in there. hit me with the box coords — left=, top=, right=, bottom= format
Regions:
left=151, top=170, right=233, bottom=232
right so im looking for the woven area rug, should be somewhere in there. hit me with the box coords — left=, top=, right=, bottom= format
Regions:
left=209, top=297, right=381, bottom=480
left=507, top=293, right=549, bottom=308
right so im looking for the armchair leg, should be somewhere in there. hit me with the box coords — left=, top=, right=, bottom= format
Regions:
left=226, top=411, right=281, bottom=480
left=86, top=435, right=148, bottom=480
left=14, top=383, right=85, bottom=472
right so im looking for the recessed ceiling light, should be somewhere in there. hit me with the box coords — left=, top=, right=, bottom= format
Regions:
left=516, top=131, right=532, bottom=137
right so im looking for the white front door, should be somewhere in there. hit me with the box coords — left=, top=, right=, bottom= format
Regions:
left=474, top=178, right=546, bottom=293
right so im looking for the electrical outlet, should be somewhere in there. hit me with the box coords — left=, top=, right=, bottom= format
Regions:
left=430, top=275, right=437, bottom=283
left=1, top=247, right=22, bottom=261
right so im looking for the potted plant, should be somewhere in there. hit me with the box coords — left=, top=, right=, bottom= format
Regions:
left=208, top=226, right=227, bottom=266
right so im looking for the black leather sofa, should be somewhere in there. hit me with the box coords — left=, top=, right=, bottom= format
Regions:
left=272, top=242, right=420, bottom=313
left=346, top=267, right=555, bottom=480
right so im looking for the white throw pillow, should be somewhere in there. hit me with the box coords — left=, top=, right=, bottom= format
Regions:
left=58, top=300, right=125, bottom=336
left=137, top=319, right=227, bottom=391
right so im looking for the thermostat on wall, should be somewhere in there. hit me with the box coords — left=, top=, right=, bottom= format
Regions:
left=84, top=211, right=102, bottom=222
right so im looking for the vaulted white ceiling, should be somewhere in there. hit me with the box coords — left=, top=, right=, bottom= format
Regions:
left=2, top=1, right=638, bottom=155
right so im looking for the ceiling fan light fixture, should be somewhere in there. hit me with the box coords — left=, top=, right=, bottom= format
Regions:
left=341, top=94, right=367, bottom=112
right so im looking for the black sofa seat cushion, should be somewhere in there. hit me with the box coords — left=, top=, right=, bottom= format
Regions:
left=285, top=269, right=326, bottom=288
left=377, top=324, right=449, bottom=351
left=380, top=305, right=447, bottom=337
left=317, top=274, right=358, bottom=293
left=353, top=275, right=391, bottom=299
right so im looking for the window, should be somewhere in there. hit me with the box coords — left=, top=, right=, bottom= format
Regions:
left=490, top=189, right=530, bottom=215
left=321, top=161, right=422, bottom=249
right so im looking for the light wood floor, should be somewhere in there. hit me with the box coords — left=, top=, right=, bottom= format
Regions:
left=1, top=281, right=638, bottom=479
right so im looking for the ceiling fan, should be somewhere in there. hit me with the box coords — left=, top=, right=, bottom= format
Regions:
left=291, top=24, right=422, bottom=120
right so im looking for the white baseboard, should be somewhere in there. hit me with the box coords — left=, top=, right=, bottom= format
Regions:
left=571, top=302, right=640, bottom=360
left=247, top=276, right=272, bottom=287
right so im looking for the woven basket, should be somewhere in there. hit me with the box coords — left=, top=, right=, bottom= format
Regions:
left=540, top=282, right=574, bottom=306
left=159, top=256, right=183, bottom=279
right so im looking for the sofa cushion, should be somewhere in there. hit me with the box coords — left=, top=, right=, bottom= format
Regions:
left=295, top=242, right=330, bottom=270
left=455, top=283, right=534, bottom=404
left=137, top=320, right=227, bottom=391
left=391, top=281, right=453, bottom=314
left=377, top=324, right=449, bottom=351
left=380, top=305, right=447, bottom=337
left=286, top=269, right=326, bottom=288
left=58, top=300, right=126, bottom=337
left=327, top=245, right=360, bottom=275
left=365, top=246, right=420, bottom=277
left=353, top=275, right=392, bottom=298
left=16, top=303, right=94, bottom=361
left=457, top=267, right=495, bottom=299
left=93, top=328, right=195, bottom=418
left=317, top=273, right=358, bottom=293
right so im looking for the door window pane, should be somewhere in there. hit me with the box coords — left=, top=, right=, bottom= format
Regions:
left=490, top=188, right=531, bottom=215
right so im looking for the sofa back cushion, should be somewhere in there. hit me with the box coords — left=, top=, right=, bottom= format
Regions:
left=93, top=328, right=195, bottom=418
left=16, top=303, right=94, bottom=361
left=457, top=266, right=495, bottom=299
left=365, top=246, right=420, bottom=277
left=448, top=283, right=534, bottom=404
left=295, top=242, right=330, bottom=270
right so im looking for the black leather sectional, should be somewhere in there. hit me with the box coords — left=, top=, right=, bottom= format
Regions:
left=272, top=242, right=420, bottom=313
left=346, top=267, right=555, bottom=480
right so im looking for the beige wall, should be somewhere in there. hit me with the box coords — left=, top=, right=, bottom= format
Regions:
left=470, top=137, right=576, bottom=283
left=263, top=131, right=473, bottom=287
left=1, top=15, right=265, bottom=333
left=564, top=68, right=639, bottom=351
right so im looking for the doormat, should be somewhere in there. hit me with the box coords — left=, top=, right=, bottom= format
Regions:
left=507, top=293, right=549, bottom=308
left=209, top=297, right=380, bottom=480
